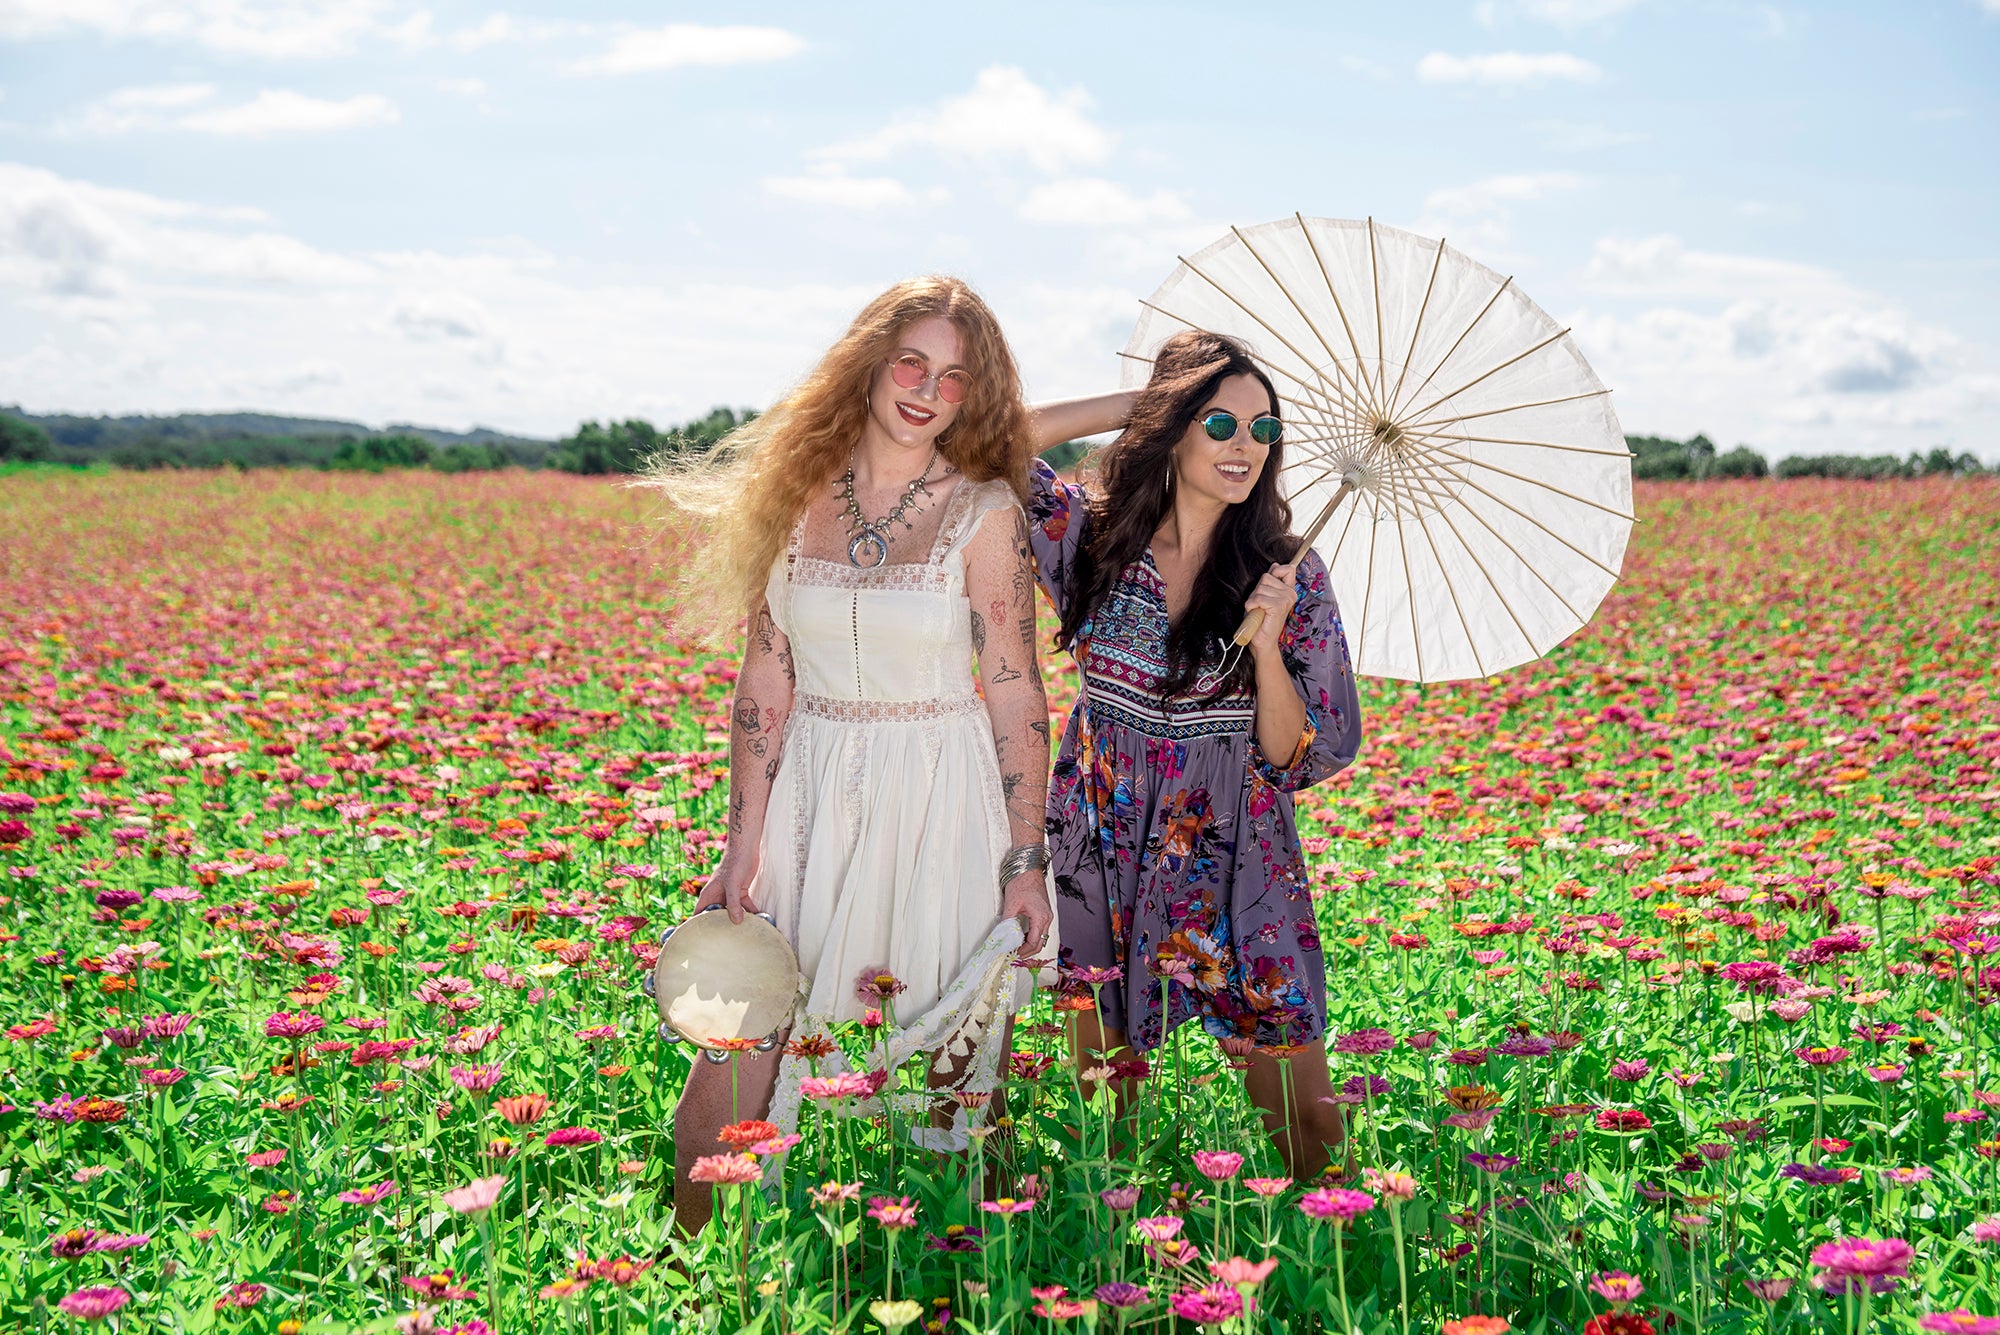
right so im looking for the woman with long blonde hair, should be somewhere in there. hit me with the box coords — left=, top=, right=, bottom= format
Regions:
left=644, top=276, right=1055, bottom=1234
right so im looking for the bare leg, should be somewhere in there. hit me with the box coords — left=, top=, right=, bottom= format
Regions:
left=1065, top=1010, right=1143, bottom=1137
left=671, top=1043, right=786, bottom=1236
left=1242, top=1044, right=1348, bottom=1181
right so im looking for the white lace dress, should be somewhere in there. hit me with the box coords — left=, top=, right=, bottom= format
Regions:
left=757, top=477, right=1042, bottom=1151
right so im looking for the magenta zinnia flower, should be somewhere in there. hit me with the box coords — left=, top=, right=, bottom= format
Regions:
left=866, top=1196, right=917, bottom=1230
left=1332, top=1027, right=1394, bottom=1054
left=1096, top=1282, right=1150, bottom=1309
left=1795, top=1046, right=1851, bottom=1067
left=1810, top=1236, right=1914, bottom=1293
left=1297, top=1188, right=1375, bottom=1222
left=57, top=1287, right=130, bottom=1321
left=448, top=1063, right=503, bottom=1094
left=1920, top=1313, right=2000, bottom=1335
left=441, top=1175, right=506, bottom=1214
left=263, top=1011, right=325, bottom=1040
left=1589, top=1271, right=1645, bottom=1305
left=1168, top=1282, right=1247, bottom=1326
left=1192, top=1151, right=1244, bottom=1181
left=543, top=1126, right=602, bottom=1148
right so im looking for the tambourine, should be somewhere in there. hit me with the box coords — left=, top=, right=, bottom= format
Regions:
left=642, top=905, right=800, bottom=1064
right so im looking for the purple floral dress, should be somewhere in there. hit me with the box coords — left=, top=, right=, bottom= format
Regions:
left=1029, top=460, right=1363, bottom=1052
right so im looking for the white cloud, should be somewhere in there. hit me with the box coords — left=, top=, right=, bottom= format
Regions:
left=0, top=0, right=433, bottom=58
left=1411, top=171, right=1583, bottom=255
left=177, top=89, right=398, bottom=136
left=0, top=159, right=901, bottom=435
left=1534, top=119, right=1642, bottom=151
left=61, top=83, right=397, bottom=137
left=762, top=171, right=933, bottom=211
left=566, top=23, right=803, bottom=76
left=1017, top=179, right=1189, bottom=227
left=61, top=81, right=216, bottom=134
left=1417, top=51, right=1603, bottom=86
left=1581, top=234, right=1854, bottom=303
left=436, top=77, right=486, bottom=98
left=1571, top=298, right=1994, bottom=458
left=1480, top=0, right=1642, bottom=26
left=815, top=66, right=1115, bottom=174
left=445, top=13, right=584, bottom=49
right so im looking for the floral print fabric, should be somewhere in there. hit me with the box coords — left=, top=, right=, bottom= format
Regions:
left=1028, top=460, right=1364, bottom=1051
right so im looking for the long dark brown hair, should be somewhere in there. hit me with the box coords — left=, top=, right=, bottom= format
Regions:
left=1059, top=330, right=1295, bottom=697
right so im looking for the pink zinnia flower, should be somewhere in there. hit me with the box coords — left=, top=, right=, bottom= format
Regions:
left=808, top=1181, right=860, bottom=1208
left=1810, top=1236, right=1914, bottom=1292
left=1192, top=1151, right=1244, bottom=1181
left=337, top=1180, right=399, bottom=1206
left=1100, top=1185, right=1142, bottom=1211
left=978, top=1197, right=1034, bottom=1215
left=245, top=1149, right=287, bottom=1168
left=1244, top=1177, right=1293, bottom=1198
left=442, top=1175, right=506, bottom=1214
left=57, top=1287, right=129, bottom=1322
left=543, top=1126, right=602, bottom=1148
left=1208, top=1257, right=1278, bottom=1287
left=687, top=1154, right=760, bottom=1186
left=800, top=1071, right=877, bottom=1100
left=1589, top=1271, right=1645, bottom=1305
left=1168, top=1282, right=1247, bottom=1325
left=1298, top=1188, right=1375, bottom=1222
left=1795, top=1046, right=1851, bottom=1067
left=1363, top=1169, right=1417, bottom=1200
left=867, top=1196, right=917, bottom=1230
left=1608, top=1060, right=1651, bottom=1082
left=263, top=1011, right=324, bottom=1040
left=1920, top=1313, right=2000, bottom=1335
left=1134, top=1216, right=1184, bottom=1242
left=448, top=1064, right=503, bottom=1094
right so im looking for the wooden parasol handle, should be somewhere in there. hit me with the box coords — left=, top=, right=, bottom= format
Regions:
left=1231, top=478, right=1359, bottom=647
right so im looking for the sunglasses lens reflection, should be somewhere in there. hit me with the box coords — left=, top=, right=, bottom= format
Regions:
left=1250, top=416, right=1282, bottom=446
left=890, top=357, right=927, bottom=390
left=937, top=372, right=969, bottom=405
left=1202, top=413, right=1237, bottom=442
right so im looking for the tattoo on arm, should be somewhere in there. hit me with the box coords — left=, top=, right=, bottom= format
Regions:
left=1030, top=719, right=1050, bottom=744
left=753, top=605, right=776, bottom=656
left=970, top=609, right=987, bottom=654
left=777, top=647, right=794, bottom=683
left=992, top=655, right=1023, bottom=685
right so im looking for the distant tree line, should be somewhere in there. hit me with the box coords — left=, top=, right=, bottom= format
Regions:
left=0, top=406, right=756, bottom=474
left=1, top=408, right=1987, bottom=481
left=1628, top=433, right=1989, bottom=480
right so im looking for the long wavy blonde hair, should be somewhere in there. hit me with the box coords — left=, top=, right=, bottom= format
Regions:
left=638, top=275, right=1032, bottom=643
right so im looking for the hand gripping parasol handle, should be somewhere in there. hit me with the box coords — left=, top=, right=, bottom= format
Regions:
left=1231, top=477, right=1359, bottom=647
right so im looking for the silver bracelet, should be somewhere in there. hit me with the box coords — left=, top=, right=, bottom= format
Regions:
left=997, top=843, right=1050, bottom=888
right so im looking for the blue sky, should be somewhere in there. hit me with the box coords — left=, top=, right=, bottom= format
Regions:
left=1, top=1, right=1995, bottom=460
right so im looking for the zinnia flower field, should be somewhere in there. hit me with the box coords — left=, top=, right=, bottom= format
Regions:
left=2, top=467, right=1997, bottom=1334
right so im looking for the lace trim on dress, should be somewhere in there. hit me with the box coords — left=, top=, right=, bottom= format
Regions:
left=792, top=692, right=984, bottom=723
left=790, top=556, right=955, bottom=593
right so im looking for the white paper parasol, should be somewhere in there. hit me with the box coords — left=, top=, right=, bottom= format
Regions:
left=1121, top=215, right=1634, bottom=683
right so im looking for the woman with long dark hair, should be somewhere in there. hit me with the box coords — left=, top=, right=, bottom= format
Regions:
left=1028, top=330, right=1363, bottom=1177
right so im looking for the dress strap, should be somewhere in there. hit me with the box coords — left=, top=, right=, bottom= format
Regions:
left=931, top=478, right=1019, bottom=567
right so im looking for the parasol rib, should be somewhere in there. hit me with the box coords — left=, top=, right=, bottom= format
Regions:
left=1389, top=470, right=1427, bottom=681
left=1403, top=387, right=1613, bottom=432
left=1176, top=251, right=1373, bottom=417
left=1396, top=450, right=1623, bottom=590
left=1297, top=214, right=1385, bottom=419
left=1393, top=466, right=1491, bottom=679
left=1402, top=326, right=1573, bottom=426
left=1387, top=273, right=1511, bottom=423
left=1368, top=217, right=1389, bottom=404
left=1387, top=236, right=1448, bottom=415
left=1390, top=463, right=1535, bottom=669
left=1388, top=450, right=1592, bottom=630
left=1398, top=429, right=1638, bottom=522
left=1445, top=432, right=1635, bottom=460
left=1229, top=224, right=1378, bottom=411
